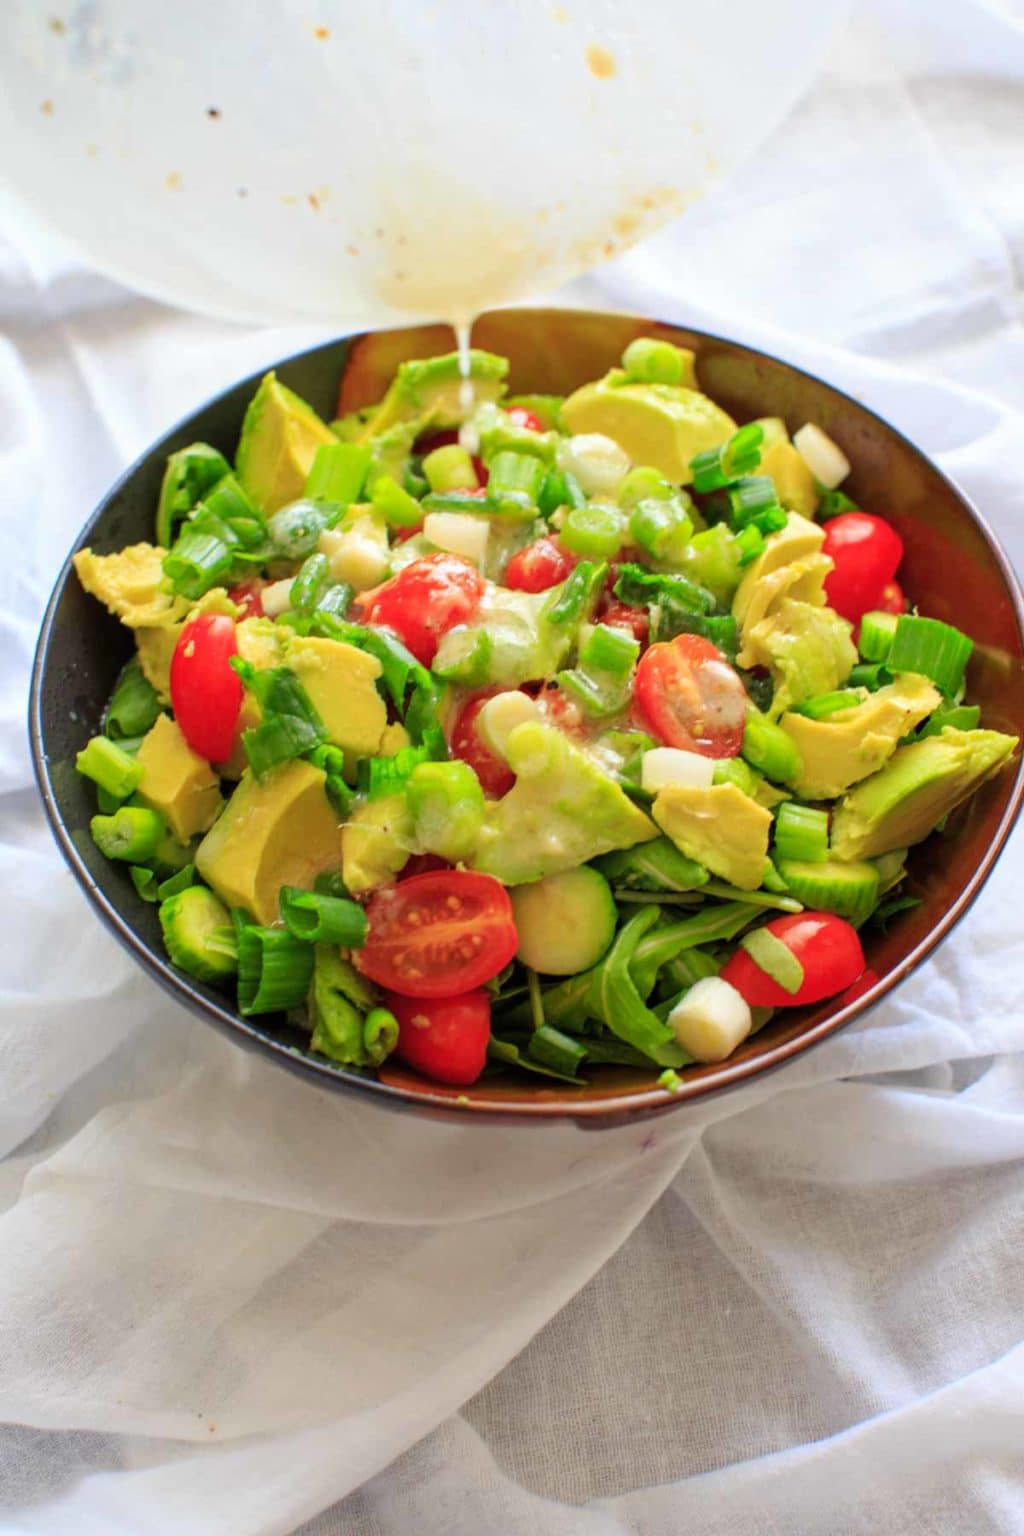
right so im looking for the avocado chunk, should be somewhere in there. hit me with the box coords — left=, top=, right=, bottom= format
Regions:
left=195, top=760, right=340, bottom=924
left=780, top=674, right=941, bottom=798
left=742, top=598, right=857, bottom=718
left=135, top=714, right=222, bottom=842
left=733, top=513, right=828, bottom=646
left=74, top=543, right=185, bottom=630
left=284, top=634, right=387, bottom=759
left=471, top=722, right=658, bottom=885
left=236, top=372, right=336, bottom=514
left=360, top=349, right=509, bottom=439
left=341, top=792, right=414, bottom=895
left=830, top=727, right=1019, bottom=860
left=652, top=782, right=772, bottom=891
left=561, top=374, right=737, bottom=484
left=755, top=419, right=819, bottom=517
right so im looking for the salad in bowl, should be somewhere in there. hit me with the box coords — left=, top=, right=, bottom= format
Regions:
left=69, top=335, right=1018, bottom=1091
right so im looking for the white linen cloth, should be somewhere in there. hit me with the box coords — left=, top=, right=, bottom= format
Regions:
left=2, top=0, right=1023, bottom=1530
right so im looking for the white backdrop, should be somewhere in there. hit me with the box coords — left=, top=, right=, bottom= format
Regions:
left=1, top=1, right=1023, bottom=1531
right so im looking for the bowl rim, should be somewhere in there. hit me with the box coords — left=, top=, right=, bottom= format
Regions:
left=28, top=307, right=1024, bottom=1124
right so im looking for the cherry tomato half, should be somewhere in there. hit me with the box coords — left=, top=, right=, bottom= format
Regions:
left=877, top=579, right=906, bottom=615
left=228, top=579, right=264, bottom=619
left=355, top=870, right=518, bottom=998
left=719, top=912, right=866, bottom=1008
left=505, top=406, right=546, bottom=433
left=169, top=613, right=242, bottom=764
left=634, top=634, right=747, bottom=757
left=450, top=692, right=516, bottom=798
left=823, top=512, right=904, bottom=625
left=361, top=553, right=485, bottom=666
left=504, top=536, right=577, bottom=594
left=385, top=987, right=491, bottom=1086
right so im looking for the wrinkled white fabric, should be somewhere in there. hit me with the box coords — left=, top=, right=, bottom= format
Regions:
left=1, top=0, right=1023, bottom=1531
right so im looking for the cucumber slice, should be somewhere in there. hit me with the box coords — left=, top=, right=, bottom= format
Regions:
left=511, top=866, right=617, bottom=975
left=774, top=857, right=880, bottom=924
left=159, top=885, right=239, bottom=983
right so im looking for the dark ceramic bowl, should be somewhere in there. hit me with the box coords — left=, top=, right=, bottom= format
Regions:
left=30, top=308, right=1024, bottom=1121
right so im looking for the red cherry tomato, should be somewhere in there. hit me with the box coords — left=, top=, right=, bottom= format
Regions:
left=504, top=537, right=577, bottom=593
left=506, top=406, right=546, bottom=433
left=361, top=553, right=485, bottom=666
left=823, top=512, right=904, bottom=625
left=719, top=912, right=866, bottom=1008
left=634, top=634, right=747, bottom=757
left=169, top=613, right=242, bottom=764
left=536, top=685, right=587, bottom=738
left=392, top=522, right=424, bottom=544
left=385, top=988, right=491, bottom=1086
left=450, top=691, right=516, bottom=798
left=599, top=599, right=649, bottom=645
left=228, top=579, right=264, bottom=619
left=877, top=579, right=906, bottom=615
left=354, top=871, right=518, bottom=998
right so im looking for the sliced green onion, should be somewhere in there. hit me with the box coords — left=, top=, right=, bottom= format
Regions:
left=309, top=945, right=378, bottom=1063
left=816, top=487, right=859, bottom=521
left=305, top=441, right=370, bottom=504
left=621, top=337, right=686, bottom=386
left=202, top=475, right=263, bottom=545
left=628, top=496, right=694, bottom=563
left=651, top=608, right=739, bottom=658
left=742, top=710, right=803, bottom=784
left=91, top=805, right=166, bottom=862
left=267, top=499, right=331, bottom=558
left=734, top=525, right=766, bottom=567
left=104, top=658, right=161, bottom=741
left=888, top=615, right=974, bottom=696
left=163, top=523, right=236, bottom=599
left=237, top=925, right=315, bottom=1015
left=156, top=442, right=231, bottom=548
left=370, top=473, right=423, bottom=529
left=308, top=742, right=353, bottom=817
left=76, top=735, right=144, bottom=800
left=313, top=581, right=353, bottom=620
left=791, top=689, right=864, bottom=720
left=487, top=451, right=546, bottom=503
left=849, top=662, right=891, bottom=691
left=538, top=466, right=586, bottom=516
left=233, top=660, right=327, bottom=777
left=556, top=668, right=628, bottom=719
left=130, top=866, right=160, bottom=902
left=561, top=503, right=624, bottom=559
left=690, top=423, right=764, bottom=493
left=314, top=870, right=351, bottom=899
left=858, top=611, right=899, bottom=662
left=363, top=1007, right=399, bottom=1065
left=740, top=927, right=804, bottom=994
left=422, top=443, right=478, bottom=493
left=617, top=466, right=672, bottom=509
left=157, top=863, right=197, bottom=899
left=432, top=626, right=493, bottom=685
left=613, top=562, right=715, bottom=617
left=918, top=702, right=981, bottom=738
left=279, top=885, right=368, bottom=946
left=289, top=552, right=330, bottom=615
left=774, top=802, right=829, bottom=863
left=579, top=623, right=640, bottom=679
left=529, top=1024, right=587, bottom=1077
left=728, top=475, right=786, bottom=533
left=359, top=741, right=442, bottom=800
left=546, top=560, right=607, bottom=625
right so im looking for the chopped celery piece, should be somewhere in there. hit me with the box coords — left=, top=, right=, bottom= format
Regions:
left=621, top=337, right=687, bottom=386
left=305, top=441, right=370, bottom=504
left=561, top=503, right=625, bottom=559
left=742, top=710, right=802, bottom=784
left=76, top=735, right=144, bottom=800
left=422, top=444, right=478, bottom=493
left=858, top=610, right=899, bottom=662
left=628, top=496, right=694, bottom=563
left=888, top=615, right=974, bottom=696
left=774, top=802, right=829, bottom=863
left=370, top=473, right=423, bottom=528
left=487, top=451, right=546, bottom=502
left=91, top=805, right=166, bottom=862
